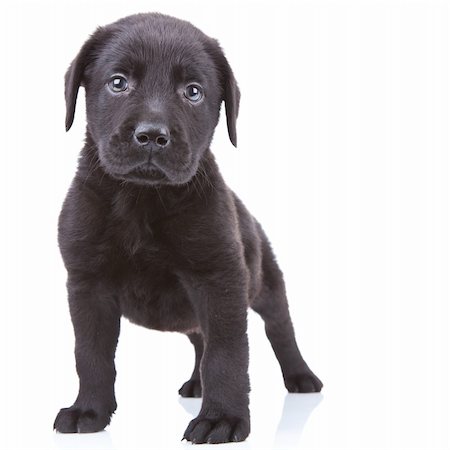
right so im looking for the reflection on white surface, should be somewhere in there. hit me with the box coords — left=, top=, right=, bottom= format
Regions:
left=178, top=396, right=202, bottom=417
left=273, top=393, right=323, bottom=448
left=53, top=429, right=116, bottom=450
left=51, top=394, right=322, bottom=450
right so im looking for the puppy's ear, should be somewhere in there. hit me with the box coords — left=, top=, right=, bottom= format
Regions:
left=205, top=39, right=240, bottom=147
left=223, top=62, right=240, bottom=147
left=65, top=27, right=110, bottom=131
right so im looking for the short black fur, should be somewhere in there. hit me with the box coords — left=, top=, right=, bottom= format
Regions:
left=54, top=13, right=322, bottom=443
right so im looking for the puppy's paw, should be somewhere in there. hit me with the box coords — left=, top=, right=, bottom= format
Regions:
left=53, top=406, right=112, bottom=433
left=178, top=379, right=202, bottom=398
left=284, top=371, right=323, bottom=393
left=183, top=414, right=250, bottom=444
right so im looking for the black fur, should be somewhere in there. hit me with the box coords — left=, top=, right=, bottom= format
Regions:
left=54, top=13, right=322, bottom=443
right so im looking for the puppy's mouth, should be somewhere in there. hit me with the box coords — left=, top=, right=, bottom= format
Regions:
left=117, top=162, right=169, bottom=185
left=98, top=141, right=171, bottom=185
left=99, top=133, right=197, bottom=186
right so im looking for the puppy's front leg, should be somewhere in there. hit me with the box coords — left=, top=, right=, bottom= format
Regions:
left=54, top=277, right=120, bottom=433
left=182, top=274, right=250, bottom=444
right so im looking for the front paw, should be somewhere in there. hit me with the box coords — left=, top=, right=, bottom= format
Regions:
left=53, top=405, right=113, bottom=433
left=183, top=414, right=250, bottom=444
left=179, top=378, right=202, bottom=398
left=284, top=371, right=323, bottom=393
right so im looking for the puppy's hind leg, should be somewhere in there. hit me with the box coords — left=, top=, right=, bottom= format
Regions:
left=251, top=238, right=323, bottom=393
left=178, top=332, right=203, bottom=398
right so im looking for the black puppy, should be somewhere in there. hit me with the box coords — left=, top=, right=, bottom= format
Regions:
left=54, top=13, right=322, bottom=444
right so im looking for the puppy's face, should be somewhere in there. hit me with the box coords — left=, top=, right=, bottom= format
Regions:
left=65, top=14, right=240, bottom=186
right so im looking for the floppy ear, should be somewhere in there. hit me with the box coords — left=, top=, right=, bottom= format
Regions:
left=223, top=62, right=240, bottom=147
left=204, top=39, right=240, bottom=147
left=65, top=27, right=111, bottom=131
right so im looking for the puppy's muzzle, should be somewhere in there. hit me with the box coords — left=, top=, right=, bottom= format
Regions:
left=133, top=122, right=171, bottom=149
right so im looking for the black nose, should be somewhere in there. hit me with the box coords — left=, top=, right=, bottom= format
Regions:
left=133, top=123, right=171, bottom=148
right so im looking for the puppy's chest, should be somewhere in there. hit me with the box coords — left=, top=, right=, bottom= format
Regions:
left=115, top=217, right=161, bottom=259
left=109, top=213, right=174, bottom=274
left=108, top=217, right=198, bottom=332
left=108, top=192, right=177, bottom=260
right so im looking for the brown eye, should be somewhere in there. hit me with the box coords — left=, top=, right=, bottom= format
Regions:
left=184, top=84, right=203, bottom=102
left=108, top=75, right=128, bottom=93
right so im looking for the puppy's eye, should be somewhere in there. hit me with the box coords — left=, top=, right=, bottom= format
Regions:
left=184, top=84, right=203, bottom=103
left=108, top=75, right=128, bottom=93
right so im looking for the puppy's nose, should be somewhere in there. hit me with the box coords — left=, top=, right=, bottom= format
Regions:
left=133, top=123, right=171, bottom=148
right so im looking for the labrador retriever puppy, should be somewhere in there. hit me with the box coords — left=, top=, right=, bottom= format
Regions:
left=53, top=13, right=322, bottom=443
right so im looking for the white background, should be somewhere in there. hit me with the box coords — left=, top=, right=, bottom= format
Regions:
left=1, top=1, right=449, bottom=449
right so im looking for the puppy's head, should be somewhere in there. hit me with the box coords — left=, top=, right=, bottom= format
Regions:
left=65, top=13, right=240, bottom=185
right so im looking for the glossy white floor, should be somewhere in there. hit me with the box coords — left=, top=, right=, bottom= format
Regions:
left=52, top=393, right=325, bottom=450
left=4, top=305, right=448, bottom=450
